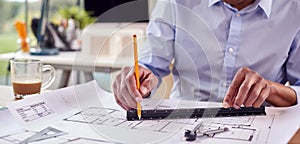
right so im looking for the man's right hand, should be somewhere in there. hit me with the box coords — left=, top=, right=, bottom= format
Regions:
left=113, top=65, right=158, bottom=110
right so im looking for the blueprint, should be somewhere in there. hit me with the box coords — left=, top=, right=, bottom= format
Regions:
left=15, top=101, right=54, bottom=123
left=2, top=81, right=300, bottom=144
left=0, top=127, right=121, bottom=144
left=62, top=107, right=275, bottom=144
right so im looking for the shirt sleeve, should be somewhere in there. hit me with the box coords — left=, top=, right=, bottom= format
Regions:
left=139, top=0, right=176, bottom=80
left=286, top=30, right=300, bottom=104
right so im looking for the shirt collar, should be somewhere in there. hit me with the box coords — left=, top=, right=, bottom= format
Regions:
left=208, top=0, right=272, bottom=18
left=258, top=0, right=272, bottom=18
left=208, top=0, right=220, bottom=7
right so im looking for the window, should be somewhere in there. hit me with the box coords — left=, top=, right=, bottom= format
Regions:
left=0, top=0, right=82, bottom=85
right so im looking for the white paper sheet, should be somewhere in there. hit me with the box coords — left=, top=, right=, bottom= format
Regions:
left=0, top=108, right=22, bottom=133
left=2, top=80, right=300, bottom=144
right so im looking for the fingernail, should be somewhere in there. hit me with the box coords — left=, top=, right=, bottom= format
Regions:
left=233, top=104, right=240, bottom=109
left=140, top=86, right=148, bottom=95
left=135, top=97, right=142, bottom=102
left=223, top=102, right=230, bottom=108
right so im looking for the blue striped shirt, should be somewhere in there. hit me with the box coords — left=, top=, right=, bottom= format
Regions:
left=140, top=0, right=300, bottom=103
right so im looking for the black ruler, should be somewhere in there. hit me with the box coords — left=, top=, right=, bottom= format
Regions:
left=127, top=106, right=266, bottom=121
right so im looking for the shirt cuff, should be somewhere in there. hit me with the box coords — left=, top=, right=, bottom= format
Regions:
left=289, top=86, right=299, bottom=105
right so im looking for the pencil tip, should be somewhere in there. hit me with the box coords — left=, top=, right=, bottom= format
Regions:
left=133, top=34, right=137, bottom=38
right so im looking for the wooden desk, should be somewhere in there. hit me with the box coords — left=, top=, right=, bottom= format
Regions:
left=0, top=52, right=132, bottom=88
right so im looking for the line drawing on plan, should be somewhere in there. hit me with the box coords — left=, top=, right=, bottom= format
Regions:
left=63, top=107, right=275, bottom=143
left=0, top=127, right=120, bottom=144
left=15, top=102, right=54, bottom=122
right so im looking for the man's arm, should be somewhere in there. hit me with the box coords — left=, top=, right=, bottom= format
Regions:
left=224, top=29, right=300, bottom=108
left=223, top=67, right=297, bottom=109
left=266, top=81, right=297, bottom=107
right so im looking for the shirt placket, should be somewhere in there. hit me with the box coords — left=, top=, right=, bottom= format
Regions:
left=218, top=12, right=242, bottom=101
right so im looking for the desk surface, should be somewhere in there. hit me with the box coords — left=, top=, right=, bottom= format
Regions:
left=0, top=84, right=299, bottom=143
left=0, top=51, right=133, bottom=88
left=0, top=85, right=51, bottom=107
left=0, top=85, right=14, bottom=107
left=0, top=52, right=132, bottom=72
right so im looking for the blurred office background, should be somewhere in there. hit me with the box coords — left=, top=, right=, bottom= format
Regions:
left=0, top=0, right=161, bottom=92
left=0, top=0, right=82, bottom=84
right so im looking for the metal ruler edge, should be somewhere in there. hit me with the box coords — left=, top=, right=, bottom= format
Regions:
left=126, top=106, right=266, bottom=121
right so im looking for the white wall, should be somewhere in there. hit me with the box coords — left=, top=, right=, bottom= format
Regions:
left=148, top=0, right=158, bottom=17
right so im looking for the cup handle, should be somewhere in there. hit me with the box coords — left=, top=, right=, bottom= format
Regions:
left=41, top=65, right=56, bottom=90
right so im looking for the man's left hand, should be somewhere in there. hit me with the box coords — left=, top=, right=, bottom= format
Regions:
left=223, top=67, right=271, bottom=109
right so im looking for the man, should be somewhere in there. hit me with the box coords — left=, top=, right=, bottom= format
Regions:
left=113, top=0, right=300, bottom=110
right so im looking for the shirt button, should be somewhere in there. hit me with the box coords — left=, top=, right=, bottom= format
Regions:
left=222, top=82, right=227, bottom=87
left=228, top=48, right=234, bottom=54
left=236, top=13, right=241, bottom=17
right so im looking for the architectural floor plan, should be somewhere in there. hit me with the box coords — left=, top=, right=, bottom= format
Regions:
left=63, top=107, right=275, bottom=143
left=0, top=127, right=120, bottom=144
left=3, top=81, right=297, bottom=144
left=15, top=102, right=54, bottom=123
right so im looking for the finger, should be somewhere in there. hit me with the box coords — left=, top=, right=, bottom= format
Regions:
left=244, top=82, right=265, bottom=107
left=113, top=75, right=125, bottom=109
left=115, top=84, right=136, bottom=110
left=231, top=68, right=249, bottom=89
left=120, top=71, right=137, bottom=108
left=114, top=94, right=128, bottom=110
left=223, top=89, right=237, bottom=108
left=115, top=66, right=131, bottom=96
left=234, top=72, right=259, bottom=109
left=119, top=95, right=134, bottom=110
left=224, top=68, right=247, bottom=107
left=233, top=81, right=253, bottom=109
left=112, top=74, right=121, bottom=94
left=113, top=66, right=135, bottom=110
left=121, top=67, right=141, bottom=97
left=114, top=85, right=130, bottom=110
left=253, top=85, right=270, bottom=108
left=120, top=86, right=137, bottom=109
left=140, top=74, right=158, bottom=97
left=125, top=68, right=143, bottom=99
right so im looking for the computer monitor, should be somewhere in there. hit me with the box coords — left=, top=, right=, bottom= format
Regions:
left=30, top=0, right=59, bottom=55
left=84, top=0, right=149, bottom=22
